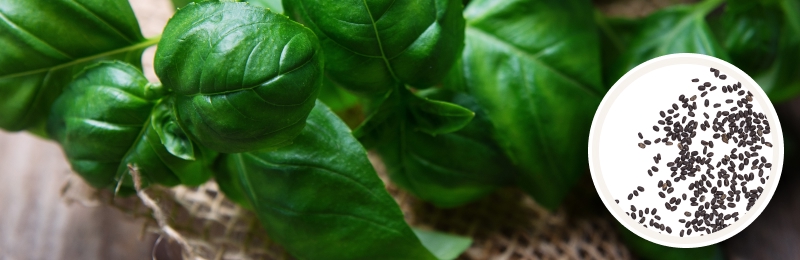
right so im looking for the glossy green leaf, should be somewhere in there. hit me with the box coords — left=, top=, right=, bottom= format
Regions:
left=412, top=228, right=472, bottom=260
left=151, top=97, right=195, bottom=161
left=595, top=12, right=639, bottom=88
left=47, top=62, right=213, bottom=194
left=172, top=0, right=284, bottom=12
left=357, top=88, right=514, bottom=208
left=170, top=0, right=195, bottom=9
left=714, top=0, right=781, bottom=74
left=450, top=0, right=603, bottom=209
left=283, top=0, right=466, bottom=94
left=617, top=223, right=721, bottom=260
left=408, top=91, right=475, bottom=135
left=217, top=101, right=438, bottom=260
left=0, top=0, right=151, bottom=132
left=212, top=156, right=254, bottom=209
left=716, top=0, right=800, bottom=102
left=318, top=76, right=360, bottom=112
left=609, top=0, right=728, bottom=81
left=155, top=2, right=322, bottom=153
left=753, top=28, right=800, bottom=103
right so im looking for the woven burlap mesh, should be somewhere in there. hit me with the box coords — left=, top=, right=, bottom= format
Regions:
left=60, top=152, right=631, bottom=260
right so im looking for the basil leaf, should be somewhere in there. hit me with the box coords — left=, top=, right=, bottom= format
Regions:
left=358, top=88, right=514, bottom=208
left=610, top=0, right=728, bottom=81
left=170, top=0, right=195, bottom=9
left=318, top=76, right=360, bottom=112
left=0, top=0, right=151, bottom=132
left=595, top=13, right=639, bottom=88
left=409, top=91, right=475, bottom=136
left=151, top=97, right=195, bottom=161
left=713, top=0, right=782, bottom=74
left=47, top=62, right=213, bottom=194
left=218, top=101, right=438, bottom=260
left=155, top=2, right=323, bottom=153
left=212, top=155, right=254, bottom=209
left=283, top=0, right=465, bottom=94
left=412, top=228, right=472, bottom=260
left=753, top=28, right=800, bottom=103
left=714, top=0, right=800, bottom=102
left=452, top=0, right=603, bottom=209
left=172, top=0, right=284, bottom=12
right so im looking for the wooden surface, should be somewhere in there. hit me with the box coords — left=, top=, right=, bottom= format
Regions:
left=0, top=132, right=155, bottom=260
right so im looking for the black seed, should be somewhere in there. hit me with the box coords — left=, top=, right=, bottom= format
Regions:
left=652, top=166, right=659, bottom=172
left=681, top=230, right=685, bottom=237
left=659, top=192, right=665, bottom=198
left=631, top=205, right=636, bottom=211
left=615, top=199, right=619, bottom=204
left=634, top=190, right=639, bottom=196
left=714, top=103, right=721, bottom=108
left=638, top=132, right=643, bottom=139
left=644, top=140, right=652, bottom=145
left=704, top=82, right=711, bottom=87
left=726, top=99, right=734, bottom=103
left=660, top=111, right=666, bottom=117
left=692, top=78, right=699, bottom=82
left=628, top=194, right=633, bottom=200
left=720, top=75, right=727, bottom=80
left=654, top=126, right=660, bottom=131
left=638, top=186, right=645, bottom=192
left=673, top=103, right=679, bottom=110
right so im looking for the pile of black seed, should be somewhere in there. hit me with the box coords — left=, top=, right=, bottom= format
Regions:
left=621, top=67, right=773, bottom=237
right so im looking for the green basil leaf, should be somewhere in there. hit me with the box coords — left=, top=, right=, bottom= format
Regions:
left=412, top=228, right=472, bottom=260
left=170, top=0, right=196, bottom=9
left=283, top=0, right=465, bottom=94
left=155, top=2, right=323, bottom=153
left=359, top=88, right=514, bottom=208
left=0, top=0, right=152, bottom=132
left=318, top=76, right=360, bottom=112
left=609, top=0, right=728, bottom=81
left=714, top=0, right=782, bottom=74
left=452, top=0, right=603, bottom=209
left=753, top=28, right=800, bottom=103
left=47, top=61, right=213, bottom=194
left=218, top=101, right=438, bottom=260
left=780, top=0, right=800, bottom=35
left=595, top=12, right=639, bottom=88
left=409, top=91, right=475, bottom=135
left=212, top=156, right=254, bottom=210
left=172, top=0, right=284, bottom=12
left=151, top=97, right=195, bottom=161
left=716, top=0, right=800, bottom=102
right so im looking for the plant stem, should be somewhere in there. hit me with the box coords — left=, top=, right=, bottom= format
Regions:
left=0, top=35, right=162, bottom=80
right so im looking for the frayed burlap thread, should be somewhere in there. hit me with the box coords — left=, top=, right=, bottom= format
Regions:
left=66, top=155, right=631, bottom=260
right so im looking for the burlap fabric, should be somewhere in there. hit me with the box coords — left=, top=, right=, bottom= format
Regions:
left=60, top=152, right=630, bottom=260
